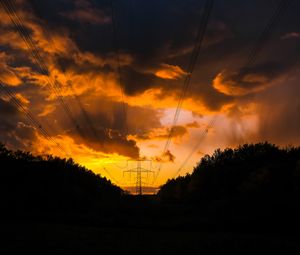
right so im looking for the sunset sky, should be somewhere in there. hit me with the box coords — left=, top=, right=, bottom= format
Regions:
left=0, top=0, right=299, bottom=189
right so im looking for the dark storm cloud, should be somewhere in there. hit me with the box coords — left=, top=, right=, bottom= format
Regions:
left=0, top=98, right=37, bottom=150
left=23, top=0, right=112, bottom=58
left=134, top=125, right=188, bottom=141
left=120, top=67, right=157, bottom=95
left=126, top=104, right=162, bottom=133
left=77, top=126, right=140, bottom=159
left=36, top=94, right=164, bottom=158
left=23, top=1, right=221, bottom=92
left=118, top=0, right=300, bottom=110
left=0, top=98, right=19, bottom=131
left=54, top=54, right=104, bottom=74
left=210, top=0, right=300, bottom=99
left=152, top=150, right=176, bottom=163
left=213, top=13, right=300, bottom=97
left=22, top=0, right=300, bottom=110
left=1, top=0, right=300, bottom=158
left=254, top=75, right=300, bottom=145
left=120, top=66, right=180, bottom=95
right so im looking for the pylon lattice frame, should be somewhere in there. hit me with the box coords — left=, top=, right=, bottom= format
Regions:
left=123, top=160, right=154, bottom=195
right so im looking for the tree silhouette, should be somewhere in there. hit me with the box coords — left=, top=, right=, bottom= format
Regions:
left=158, top=142, right=300, bottom=231
left=159, top=142, right=300, bottom=202
left=0, top=143, right=124, bottom=216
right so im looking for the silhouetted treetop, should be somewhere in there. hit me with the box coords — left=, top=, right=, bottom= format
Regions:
left=159, top=142, right=300, bottom=203
left=0, top=144, right=124, bottom=213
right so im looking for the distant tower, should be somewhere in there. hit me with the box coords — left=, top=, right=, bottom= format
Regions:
left=136, top=160, right=142, bottom=195
left=123, top=159, right=154, bottom=195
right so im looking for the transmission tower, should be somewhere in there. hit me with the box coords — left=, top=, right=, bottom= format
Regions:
left=123, top=159, right=154, bottom=195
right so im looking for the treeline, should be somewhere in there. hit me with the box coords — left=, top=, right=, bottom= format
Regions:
left=0, top=144, right=124, bottom=216
left=2, top=141, right=300, bottom=232
left=158, top=143, right=300, bottom=231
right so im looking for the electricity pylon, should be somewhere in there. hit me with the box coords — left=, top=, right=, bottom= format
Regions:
left=123, top=159, right=154, bottom=195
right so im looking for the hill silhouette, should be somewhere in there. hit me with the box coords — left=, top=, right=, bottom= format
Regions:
left=0, top=144, right=124, bottom=218
left=2, top=142, right=300, bottom=254
left=158, top=142, right=300, bottom=232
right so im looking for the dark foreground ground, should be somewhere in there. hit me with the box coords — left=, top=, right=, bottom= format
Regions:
left=2, top=194, right=300, bottom=255
left=2, top=193, right=300, bottom=254
left=2, top=219, right=300, bottom=255
left=2, top=144, right=300, bottom=254
left=2, top=195, right=300, bottom=254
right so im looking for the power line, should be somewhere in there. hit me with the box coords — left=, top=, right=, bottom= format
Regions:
left=1, top=0, right=123, bottom=184
left=112, top=160, right=128, bottom=169
left=123, top=159, right=154, bottom=195
left=0, top=81, right=69, bottom=157
left=3, top=0, right=85, bottom=138
left=29, top=0, right=105, bottom=143
left=101, top=167, right=123, bottom=186
left=0, top=0, right=86, bottom=140
left=170, top=0, right=293, bottom=181
left=154, top=0, right=214, bottom=184
left=172, top=116, right=217, bottom=178
left=243, top=0, right=293, bottom=70
left=67, top=82, right=102, bottom=141
left=110, top=0, right=128, bottom=135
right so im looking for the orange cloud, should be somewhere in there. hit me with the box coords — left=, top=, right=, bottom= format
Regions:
left=0, top=4, right=129, bottom=95
left=126, top=87, right=218, bottom=116
left=0, top=71, right=22, bottom=86
left=152, top=150, right=176, bottom=163
left=15, top=93, right=30, bottom=105
left=0, top=52, right=22, bottom=86
left=131, top=125, right=188, bottom=142
left=213, top=70, right=271, bottom=96
left=4, top=0, right=291, bottom=189
left=38, top=104, right=57, bottom=117
left=31, top=132, right=132, bottom=168
left=155, top=63, right=186, bottom=80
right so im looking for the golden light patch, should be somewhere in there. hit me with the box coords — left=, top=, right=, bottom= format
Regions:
left=38, top=104, right=57, bottom=117
left=29, top=133, right=132, bottom=186
left=155, top=63, right=186, bottom=80
left=213, top=71, right=272, bottom=96
left=15, top=93, right=29, bottom=105
left=32, top=133, right=129, bottom=166
left=0, top=72, right=22, bottom=86
left=126, top=88, right=216, bottom=116
left=213, top=72, right=248, bottom=96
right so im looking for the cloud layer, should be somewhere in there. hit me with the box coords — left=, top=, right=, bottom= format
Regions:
left=0, top=0, right=300, bottom=185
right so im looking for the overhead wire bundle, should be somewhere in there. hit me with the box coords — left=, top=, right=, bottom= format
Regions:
left=0, top=0, right=86, bottom=140
left=154, top=0, right=215, bottom=184
left=0, top=81, right=69, bottom=157
left=170, top=0, right=294, bottom=181
left=243, top=0, right=293, bottom=70
left=0, top=0, right=294, bottom=188
left=110, top=0, right=128, bottom=135
left=172, top=116, right=217, bottom=178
